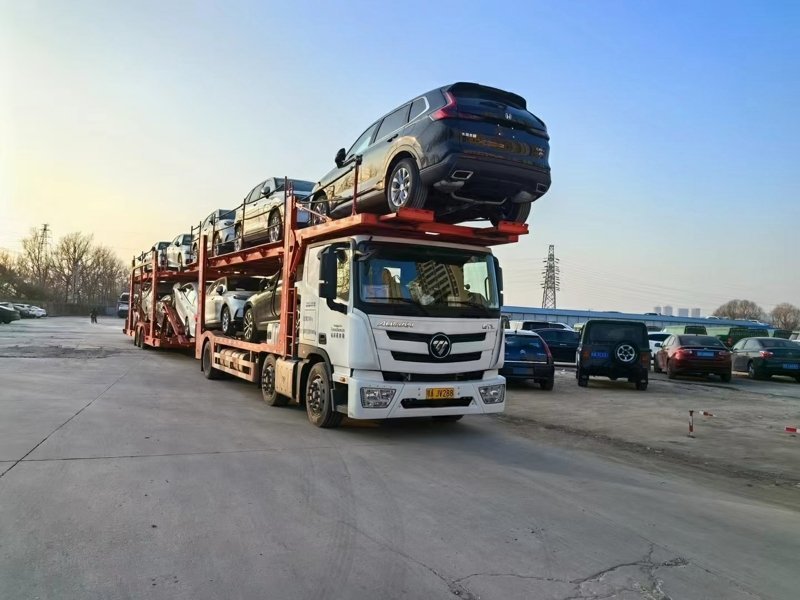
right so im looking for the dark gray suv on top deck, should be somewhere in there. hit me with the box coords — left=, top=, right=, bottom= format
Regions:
left=310, top=82, right=551, bottom=225
left=576, top=320, right=651, bottom=390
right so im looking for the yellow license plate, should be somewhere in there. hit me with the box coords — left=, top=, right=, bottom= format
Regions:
left=426, top=387, right=455, bottom=400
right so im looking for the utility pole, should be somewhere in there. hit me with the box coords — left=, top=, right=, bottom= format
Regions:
left=37, top=224, right=50, bottom=288
left=541, top=244, right=560, bottom=309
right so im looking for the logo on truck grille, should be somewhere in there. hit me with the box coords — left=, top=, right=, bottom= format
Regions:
left=429, top=333, right=452, bottom=359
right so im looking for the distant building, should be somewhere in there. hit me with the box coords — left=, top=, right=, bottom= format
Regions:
left=677, top=308, right=689, bottom=317
left=691, top=308, right=701, bottom=318
left=663, top=305, right=674, bottom=316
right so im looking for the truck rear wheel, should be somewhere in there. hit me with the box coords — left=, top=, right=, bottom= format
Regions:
left=305, top=362, right=342, bottom=428
left=202, top=341, right=221, bottom=380
left=261, top=354, right=288, bottom=406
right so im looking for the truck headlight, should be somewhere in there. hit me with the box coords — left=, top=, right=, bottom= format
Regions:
left=360, top=387, right=396, bottom=408
left=478, top=384, right=505, bottom=404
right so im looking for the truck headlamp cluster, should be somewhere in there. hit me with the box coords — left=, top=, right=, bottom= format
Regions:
left=360, top=387, right=396, bottom=408
left=478, top=384, right=505, bottom=404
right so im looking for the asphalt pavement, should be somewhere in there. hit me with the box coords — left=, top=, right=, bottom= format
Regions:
left=1, top=317, right=798, bottom=600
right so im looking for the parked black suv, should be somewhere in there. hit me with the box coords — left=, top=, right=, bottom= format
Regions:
left=310, top=82, right=551, bottom=225
left=576, top=320, right=650, bottom=390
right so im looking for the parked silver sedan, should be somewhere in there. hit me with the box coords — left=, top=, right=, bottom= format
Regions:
left=233, top=178, right=314, bottom=249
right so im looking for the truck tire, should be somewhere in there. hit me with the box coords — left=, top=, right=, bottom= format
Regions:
left=305, top=362, right=342, bottom=428
left=540, top=378, right=554, bottom=391
left=202, top=341, right=221, bottom=380
left=261, top=354, right=288, bottom=406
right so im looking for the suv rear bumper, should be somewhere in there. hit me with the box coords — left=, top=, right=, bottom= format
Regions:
left=500, top=360, right=554, bottom=381
left=579, top=364, right=649, bottom=380
left=420, top=152, right=551, bottom=202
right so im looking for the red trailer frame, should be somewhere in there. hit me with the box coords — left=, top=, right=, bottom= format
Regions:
left=125, top=170, right=528, bottom=386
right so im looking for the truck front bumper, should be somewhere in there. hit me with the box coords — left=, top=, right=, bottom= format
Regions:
left=345, top=371, right=506, bottom=420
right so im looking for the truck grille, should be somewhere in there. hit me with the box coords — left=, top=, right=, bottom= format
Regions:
left=382, top=371, right=484, bottom=382
left=391, top=351, right=482, bottom=363
left=385, top=331, right=486, bottom=343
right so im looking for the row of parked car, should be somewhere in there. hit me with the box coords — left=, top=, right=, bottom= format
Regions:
left=134, top=82, right=552, bottom=268
left=0, top=302, right=47, bottom=323
left=501, top=319, right=800, bottom=391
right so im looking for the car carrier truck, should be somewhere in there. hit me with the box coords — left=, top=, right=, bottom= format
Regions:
left=125, top=173, right=527, bottom=428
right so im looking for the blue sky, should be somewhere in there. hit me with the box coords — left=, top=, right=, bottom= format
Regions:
left=1, top=0, right=798, bottom=313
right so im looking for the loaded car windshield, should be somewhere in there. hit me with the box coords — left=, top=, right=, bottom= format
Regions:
left=355, top=242, right=499, bottom=318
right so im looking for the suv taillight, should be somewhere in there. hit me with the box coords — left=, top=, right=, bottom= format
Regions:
left=543, top=343, right=553, bottom=364
left=430, top=91, right=481, bottom=121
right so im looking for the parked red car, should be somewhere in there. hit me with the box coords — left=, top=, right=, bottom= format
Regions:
left=654, top=334, right=732, bottom=382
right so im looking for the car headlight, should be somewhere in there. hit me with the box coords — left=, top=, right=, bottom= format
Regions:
left=360, top=387, right=396, bottom=408
left=478, top=384, right=505, bottom=404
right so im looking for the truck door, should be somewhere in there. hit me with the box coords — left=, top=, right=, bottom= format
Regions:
left=318, top=244, right=351, bottom=370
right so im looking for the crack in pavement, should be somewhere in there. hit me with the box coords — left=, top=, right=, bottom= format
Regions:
left=16, top=443, right=392, bottom=464
left=561, top=544, right=691, bottom=600
left=338, top=521, right=695, bottom=600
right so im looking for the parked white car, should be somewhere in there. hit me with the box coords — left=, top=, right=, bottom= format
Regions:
left=27, top=305, right=47, bottom=317
left=172, top=282, right=199, bottom=337
left=165, top=234, right=193, bottom=269
left=205, top=276, right=265, bottom=335
left=648, top=332, right=670, bottom=362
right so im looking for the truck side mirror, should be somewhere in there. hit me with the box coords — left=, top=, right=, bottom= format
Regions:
left=216, top=285, right=225, bottom=295
left=493, top=257, right=504, bottom=307
left=335, top=148, right=346, bottom=168
left=319, top=248, right=338, bottom=300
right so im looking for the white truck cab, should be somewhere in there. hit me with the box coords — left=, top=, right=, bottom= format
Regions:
left=291, top=235, right=506, bottom=419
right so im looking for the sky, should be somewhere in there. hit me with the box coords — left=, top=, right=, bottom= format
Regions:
left=1, top=0, right=798, bottom=314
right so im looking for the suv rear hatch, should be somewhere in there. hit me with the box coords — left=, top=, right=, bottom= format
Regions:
left=436, top=83, right=550, bottom=173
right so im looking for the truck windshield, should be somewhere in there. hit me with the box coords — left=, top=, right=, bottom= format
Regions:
left=355, top=242, right=499, bottom=318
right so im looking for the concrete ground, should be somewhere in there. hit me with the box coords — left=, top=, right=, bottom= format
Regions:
left=1, top=317, right=798, bottom=600
left=504, top=366, right=800, bottom=485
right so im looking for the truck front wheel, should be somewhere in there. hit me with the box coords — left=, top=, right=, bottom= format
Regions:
left=305, top=362, right=342, bottom=428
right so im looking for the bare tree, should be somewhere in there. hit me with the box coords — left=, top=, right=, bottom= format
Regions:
left=19, top=227, right=50, bottom=288
left=50, top=232, right=93, bottom=303
left=712, top=299, right=765, bottom=321
left=0, top=249, right=19, bottom=297
left=770, top=303, right=800, bottom=331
